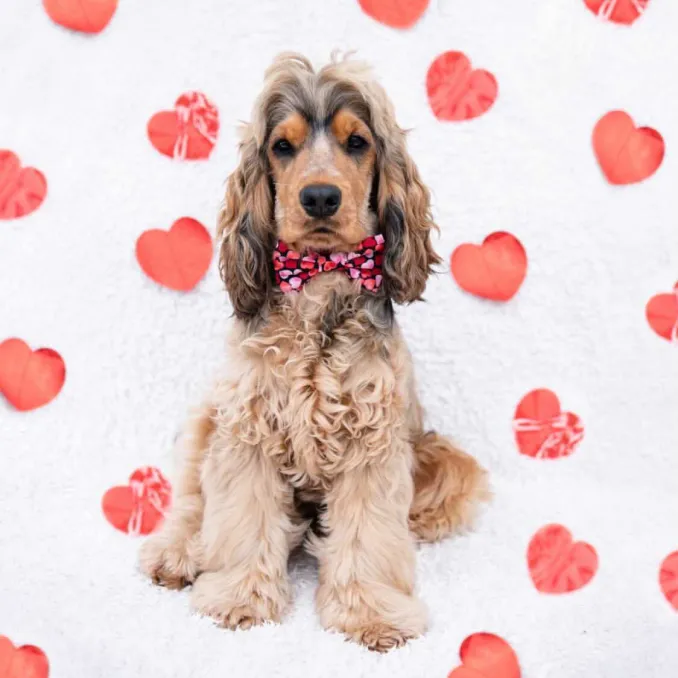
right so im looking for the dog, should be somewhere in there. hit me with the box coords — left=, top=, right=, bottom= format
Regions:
left=139, top=52, right=489, bottom=652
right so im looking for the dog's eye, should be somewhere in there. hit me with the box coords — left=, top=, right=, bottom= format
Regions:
left=346, top=134, right=368, bottom=152
left=272, top=139, right=294, bottom=156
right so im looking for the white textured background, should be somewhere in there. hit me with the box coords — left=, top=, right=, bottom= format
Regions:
left=1, top=1, right=677, bottom=676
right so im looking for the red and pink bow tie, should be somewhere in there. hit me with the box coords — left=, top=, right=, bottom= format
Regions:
left=273, top=234, right=385, bottom=293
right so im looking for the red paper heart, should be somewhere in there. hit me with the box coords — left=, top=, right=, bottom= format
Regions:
left=0, top=339, right=65, bottom=412
left=0, top=150, right=47, bottom=220
left=43, top=0, right=118, bottom=33
left=584, top=0, right=649, bottom=25
left=592, top=111, right=664, bottom=185
left=0, top=636, right=49, bottom=678
left=147, top=92, right=219, bottom=161
left=102, top=466, right=171, bottom=536
left=427, top=51, right=498, bottom=122
left=358, top=0, right=429, bottom=28
left=513, top=389, right=584, bottom=459
left=451, top=232, right=526, bottom=301
left=136, top=217, right=213, bottom=291
left=660, top=551, right=678, bottom=611
left=646, top=282, right=678, bottom=342
left=448, top=632, right=521, bottom=678
left=527, top=524, right=598, bottom=594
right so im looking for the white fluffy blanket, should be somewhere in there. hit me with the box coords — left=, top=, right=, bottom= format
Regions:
left=1, top=1, right=677, bottom=676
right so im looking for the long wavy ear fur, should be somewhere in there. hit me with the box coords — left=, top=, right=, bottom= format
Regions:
left=217, top=125, right=274, bottom=320
left=376, top=134, right=441, bottom=304
left=217, top=52, right=318, bottom=319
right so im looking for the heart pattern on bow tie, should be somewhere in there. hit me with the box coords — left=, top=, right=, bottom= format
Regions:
left=273, top=234, right=385, bottom=293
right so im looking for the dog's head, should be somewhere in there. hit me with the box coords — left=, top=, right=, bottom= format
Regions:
left=218, top=52, right=441, bottom=320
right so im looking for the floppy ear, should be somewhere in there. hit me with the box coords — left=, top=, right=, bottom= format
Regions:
left=376, top=132, right=441, bottom=304
left=217, top=126, right=274, bottom=319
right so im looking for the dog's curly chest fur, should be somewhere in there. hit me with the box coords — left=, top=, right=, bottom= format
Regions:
left=227, top=277, right=410, bottom=490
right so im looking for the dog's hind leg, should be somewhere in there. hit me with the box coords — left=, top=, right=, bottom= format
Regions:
left=138, top=404, right=215, bottom=589
left=408, top=431, right=490, bottom=543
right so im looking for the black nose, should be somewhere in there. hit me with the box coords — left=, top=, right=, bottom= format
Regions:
left=299, top=184, right=342, bottom=218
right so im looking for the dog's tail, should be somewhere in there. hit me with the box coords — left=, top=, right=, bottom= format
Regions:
left=409, top=432, right=491, bottom=543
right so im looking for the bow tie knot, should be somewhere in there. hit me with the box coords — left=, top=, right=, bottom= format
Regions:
left=273, top=234, right=385, bottom=293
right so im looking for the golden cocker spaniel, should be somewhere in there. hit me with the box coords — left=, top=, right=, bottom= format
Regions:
left=139, top=52, right=489, bottom=652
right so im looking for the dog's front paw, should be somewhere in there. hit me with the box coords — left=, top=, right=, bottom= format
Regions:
left=319, top=585, right=427, bottom=652
left=138, top=532, right=200, bottom=590
left=190, top=570, right=289, bottom=630
left=348, top=621, right=421, bottom=653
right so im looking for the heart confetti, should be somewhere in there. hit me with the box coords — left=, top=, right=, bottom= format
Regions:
left=43, top=0, right=118, bottom=33
left=646, top=282, right=678, bottom=342
left=0, top=636, right=49, bottom=678
left=147, top=91, right=219, bottom=161
left=448, top=632, right=521, bottom=678
left=136, top=217, right=213, bottom=291
left=427, top=51, right=498, bottom=121
left=0, top=150, right=47, bottom=220
left=527, top=524, right=598, bottom=594
left=513, top=389, right=584, bottom=459
left=102, top=466, right=172, bottom=536
left=0, top=339, right=65, bottom=412
left=451, top=232, right=527, bottom=301
left=357, top=0, right=429, bottom=29
left=583, top=0, right=649, bottom=25
left=660, top=551, right=678, bottom=611
left=592, top=111, right=664, bottom=185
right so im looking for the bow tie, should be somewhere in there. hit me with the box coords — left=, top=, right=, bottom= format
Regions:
left=273, top=234, right=385, bottom=293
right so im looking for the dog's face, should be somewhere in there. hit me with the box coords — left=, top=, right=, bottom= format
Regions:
left=268, top=109, right=377, bottom=253
left=218, top=54, right=441, bottom=320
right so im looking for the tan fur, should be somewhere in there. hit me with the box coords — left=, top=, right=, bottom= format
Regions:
left=271, top=111, right=309, bottom=148
left=140, top=53, right=489, bottom=652
left=410, top=432, right=491, bottom=543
